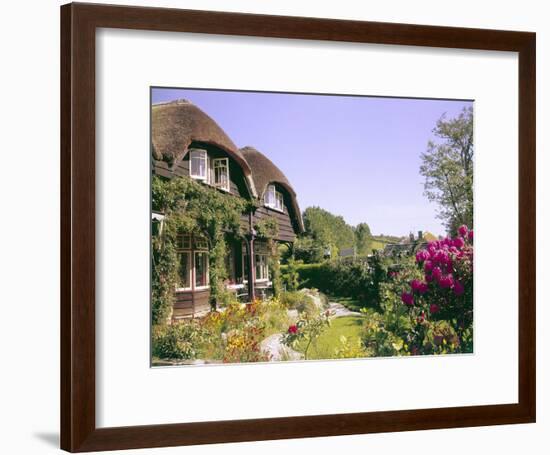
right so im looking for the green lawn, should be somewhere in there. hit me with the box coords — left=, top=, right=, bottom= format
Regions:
left=296, top=316, right=366, bottom=360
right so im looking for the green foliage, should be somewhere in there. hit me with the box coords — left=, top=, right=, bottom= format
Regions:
left=151, top=175, right=249, bottom=323
left=420, top=106, right=474, bottom=234
left=354, top=222, right=373, bottom=256
left=257, top=298, right=291, bottom=337
left=254, top=216, right=279, bottom=239
left=301, top=206, right=356, bottom=260
left=281, top=256, right=389, bottom=309
left=278, top=290, right=315, bottom=314
left=282, top=257, right=301, bottom=291
left=282, top=311, right=331, bottom=360
left=152, top=322, right=206, bottom=360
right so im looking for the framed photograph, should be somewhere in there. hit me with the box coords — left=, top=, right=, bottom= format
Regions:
left=61, top=2, right=536, bottom=452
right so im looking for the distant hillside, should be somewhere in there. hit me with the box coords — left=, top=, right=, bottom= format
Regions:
left=370, top=234, right=403, bottom=251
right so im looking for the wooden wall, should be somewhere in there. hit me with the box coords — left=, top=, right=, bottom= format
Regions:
left=172, top=289, right=210, bottom=320
left=253, top=205, right=296, bottom=243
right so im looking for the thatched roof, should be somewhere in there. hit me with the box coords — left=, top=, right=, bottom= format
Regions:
left=152, top=99, right=252, bottom=177
left=240, top=146, right=304, bottom=232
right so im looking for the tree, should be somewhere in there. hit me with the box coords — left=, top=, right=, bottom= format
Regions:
left=302, top=206, right=355, bottom=259
left=354, top=222, right=372, bottom=256
left=420, top=107, right=473, bottom=234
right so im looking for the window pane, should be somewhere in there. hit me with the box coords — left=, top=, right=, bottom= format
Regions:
left=276, top=192, right=284, bottom=211
left=265, top=185, right=275, bottom=206
left=190, top=150, right=206, bottom=178
left=177, top=234, right=191, bottom=250
left=178, top=252, right=190, bottom=289
left=195, top=252, right=209, bottom=287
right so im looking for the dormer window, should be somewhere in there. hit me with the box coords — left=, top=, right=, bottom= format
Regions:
left=264, top=184, right=284, bottom=211
left=212, top=158, right=230, bottom=191
left=189, top=149, right=207, bottom=181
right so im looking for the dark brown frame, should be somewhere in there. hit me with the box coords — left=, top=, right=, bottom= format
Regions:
left=61, top=2, right=536, bottom=452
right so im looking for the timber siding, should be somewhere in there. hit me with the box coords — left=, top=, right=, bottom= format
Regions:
left=254, top=205, right=296, bottom=243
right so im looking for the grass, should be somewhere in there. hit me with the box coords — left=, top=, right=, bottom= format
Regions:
left=295, top=315, right=366, bottom=360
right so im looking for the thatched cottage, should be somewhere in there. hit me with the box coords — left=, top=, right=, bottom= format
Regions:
left=152, top=99, right=304, bottom=319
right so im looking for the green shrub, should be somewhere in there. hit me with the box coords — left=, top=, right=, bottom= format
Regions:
left=152, top=322, right=206, bottom=360
left=257, top=298, right=290, bottom=336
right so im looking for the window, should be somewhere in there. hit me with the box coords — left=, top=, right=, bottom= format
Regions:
left=264, top=184, right=284, bottom=211
left=176, top=252, right=191, bottom=290
left=225, top=246, right=236, bottom=284
left=189, top=149, right=207, bottom=180
left=212, top=158, right=230, bottom=191
left=177, top=233, right=191, bottom=250
left=195, top=252, right=209, bottom=288
left=255, top=254, right=269, bottom=281
left=194, top=236, right=208, bottom=250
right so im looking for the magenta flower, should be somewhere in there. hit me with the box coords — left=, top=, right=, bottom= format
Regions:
left=432, top=266, right=442, bottom=281
left=410, top=279, right=428, bottom=295
left=430, top=304, right=440, bottom=314
left=401, top=292, right=414, bottom=306
left=424, top=260, right=433, bottom=273
left=468, top=230, right=474, bottom=242
left=425, top=273, right=434, bottom=282
left=416, top=250, right=429, bottom=263
left=458, top=225, right=469, bottom=238
left=288, top=325, right=298, bottom=334
left=453, top=280, right=465, bottom=296
left=438, top=274, right=454, bottom=289
left=453, top=237, right=465, bottom=249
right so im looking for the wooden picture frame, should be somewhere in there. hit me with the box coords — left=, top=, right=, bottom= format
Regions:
left=61, top=2, right=536, bottom=452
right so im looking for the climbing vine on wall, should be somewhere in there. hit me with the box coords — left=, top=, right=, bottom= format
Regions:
left=151, top=175, right=248, bottom=325
left=254, top=216, right=282, bottom=297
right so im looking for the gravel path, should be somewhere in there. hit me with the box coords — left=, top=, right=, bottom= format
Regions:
left=327, top=301, right=362, bottom=318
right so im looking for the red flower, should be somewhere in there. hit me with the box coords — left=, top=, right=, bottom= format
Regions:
left=288, top=325, right=298, bottom=334
left=429, top=304, right=440, bottom=314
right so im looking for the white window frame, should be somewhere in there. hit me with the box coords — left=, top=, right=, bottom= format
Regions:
left=189, top=149, right=208, bottom=181
left=175, top=251, right=192, bottom=291
left=264, top=184, right=284, bottom=212
left=255, top=253, right=269, bottom=282
left=212, top=157, right=230, bottom=191
left=194, top=251, right=210, bottom=290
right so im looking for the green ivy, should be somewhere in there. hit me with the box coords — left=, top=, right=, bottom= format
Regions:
left=151, top=175, right=249, bottom=324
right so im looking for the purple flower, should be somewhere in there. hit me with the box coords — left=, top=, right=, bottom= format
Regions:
left=468, top=230, right=474, bottom=242
left=425, top=273, right=434, bottom=282
left=432, top=266, right=442, bottom=281
left=401, top=292, right=414, bottom=306
left=453, top=280, right=465, bottom=296
left=458, top=225, right=469, bottom=238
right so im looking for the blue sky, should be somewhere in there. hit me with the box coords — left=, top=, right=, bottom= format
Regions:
left=152, top=87, right=472, bottom=237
